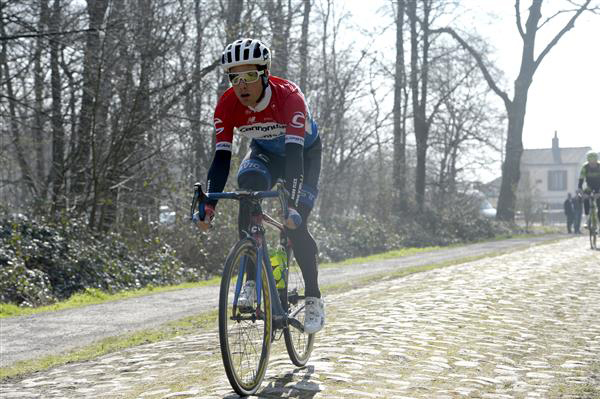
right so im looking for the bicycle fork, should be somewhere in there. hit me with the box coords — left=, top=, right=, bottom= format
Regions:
left=231, top=245, right=287, bottom=326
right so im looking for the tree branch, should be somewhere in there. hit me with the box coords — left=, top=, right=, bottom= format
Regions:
left=431, top=27, right=512, bottom=110
left=426, top=64, right=477, bottom=126
left=534, top=0, right=591, bottom=73
left=515, top=0, right=526, bottom=39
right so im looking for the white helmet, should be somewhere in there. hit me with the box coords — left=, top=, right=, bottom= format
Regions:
left=221, top=38, right=271, bottom=72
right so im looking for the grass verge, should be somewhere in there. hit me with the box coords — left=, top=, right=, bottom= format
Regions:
left=0, top=277, right=220, bottom=318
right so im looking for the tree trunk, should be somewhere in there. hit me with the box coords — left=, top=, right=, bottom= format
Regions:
left=497, top=99, right=527, bottom=220
left=318, top=0, right=333, bottom=221
left=299, top=0, right=311, bottom=94
left=409, top=0, right=431, bottom=210
left=496, top=0, right=539, bottom=221
left=72, top=0, right=109, bottom=210
left=33, top=0, right=49, bottom=201
left=267, top=0, right=292, bottom=78
left=191, top=0, right=208, bottom=182
left=216, top=0, right=243, bottom=154
left=392, top=0, right=406, bottom=215
left=49, top=0, right=66, bottom=216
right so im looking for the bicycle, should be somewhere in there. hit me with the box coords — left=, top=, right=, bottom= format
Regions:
left=582, top=191, right=599, bottom=250
left=190, top=182, right=315, bottom=396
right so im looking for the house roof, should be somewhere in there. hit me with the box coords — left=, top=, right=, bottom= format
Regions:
left=521, top=147, right=592, bottom=165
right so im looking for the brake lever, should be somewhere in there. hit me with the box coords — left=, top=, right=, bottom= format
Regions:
left=191, top=183, right=207, bottom=223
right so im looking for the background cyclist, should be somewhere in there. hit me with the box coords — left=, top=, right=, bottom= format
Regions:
left=577, top=150, right=600, bottom=229
left=195, top=38, right=325, bottom=334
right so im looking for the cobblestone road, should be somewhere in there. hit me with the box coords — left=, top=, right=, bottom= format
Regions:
left=1, top=237, right=599, bottom=398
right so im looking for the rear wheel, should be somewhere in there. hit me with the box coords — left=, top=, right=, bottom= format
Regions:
left=283, top=249, right=315, bottom=366
left=219, top=238, right=272, bottom=396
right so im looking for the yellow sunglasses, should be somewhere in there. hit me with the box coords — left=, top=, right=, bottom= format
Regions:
left=228, top=70, right=264, bottom=85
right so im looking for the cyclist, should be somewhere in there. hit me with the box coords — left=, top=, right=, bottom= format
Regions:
left=195, top=38, right=325, bottom=334
left=577, top=150, right=600, bottom=229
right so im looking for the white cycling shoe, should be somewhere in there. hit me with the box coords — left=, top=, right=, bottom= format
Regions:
left=304, top=297, right=325, bottom=334
left=237, top=280, right=257, bottom=309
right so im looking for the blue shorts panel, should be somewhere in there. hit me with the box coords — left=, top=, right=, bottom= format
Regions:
left=237, top=157, right=272, bottom=189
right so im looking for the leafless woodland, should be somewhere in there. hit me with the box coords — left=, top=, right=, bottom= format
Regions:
left=1, top=0, right=595, bottom=229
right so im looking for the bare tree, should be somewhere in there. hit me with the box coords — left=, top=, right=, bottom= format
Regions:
left=407, top=0, right=464, bottom=211
left=299, top=0, right=311, bottom=93
left=392, top=0, right=407, bottom=214
left=48, top=0, right=66, bottom=214
left=0, top=7, right=39, bottom=197
left=33, top=0, right=50, bottom=197
left=266, top=0, right=295, bottom=77
left=432, top=0, right=594, bottom=221
left=71, top=0, right=109, bottom=208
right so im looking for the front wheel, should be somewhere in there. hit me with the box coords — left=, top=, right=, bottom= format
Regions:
left=283, top=249, right=315, bottom=366
left=590, top=213, right=598, bottom=250
left=219, top=238, right=272, bottom=396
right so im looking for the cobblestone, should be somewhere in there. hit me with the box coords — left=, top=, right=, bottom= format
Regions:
left=1, top=237, right=599, bottom=398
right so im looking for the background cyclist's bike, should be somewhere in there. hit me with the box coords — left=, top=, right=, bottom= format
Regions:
left=582, top=191, right=599, bottom=250
left=191, top=182, right=315, bottom=396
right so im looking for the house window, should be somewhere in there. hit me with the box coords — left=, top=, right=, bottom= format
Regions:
left=547, top=170, right=567, bottom=191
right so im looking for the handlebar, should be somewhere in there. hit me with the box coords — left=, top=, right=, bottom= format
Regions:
left=190, top=181, right=291, bottom=224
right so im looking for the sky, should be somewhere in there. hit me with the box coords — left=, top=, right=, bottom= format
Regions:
left=346, top=0, right=600, bottom=152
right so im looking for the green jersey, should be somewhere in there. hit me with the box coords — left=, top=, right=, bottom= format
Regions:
left=578, top=162, right=600, bottom=191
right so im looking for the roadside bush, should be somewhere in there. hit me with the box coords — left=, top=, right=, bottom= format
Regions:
left=0, top=196, right=518, bottom=307
left=312, top=214, right=404, bottom=262
left=0, top=216, right=195, bottom=306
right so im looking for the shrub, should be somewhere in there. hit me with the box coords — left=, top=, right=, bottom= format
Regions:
left=0, top=197, right=517, bottom=307
left=0, top=216, right=195, bottom=306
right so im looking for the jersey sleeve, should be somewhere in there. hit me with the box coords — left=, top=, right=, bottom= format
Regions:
left=282, top=91, right=308, bottom=207
left=578, top=164, right=587, bottom=189
left=282, top=91, right=308, bottom=147
left=213, top=96, right=234, bottom=153
left=205, top=94, right=235, bottom=205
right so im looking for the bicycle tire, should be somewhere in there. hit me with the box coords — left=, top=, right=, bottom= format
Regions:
left=283, top=249, right=315, bottom=367
left=219, top=238, right=272, bottom=396
left=590, top=213, right=597, bottom=250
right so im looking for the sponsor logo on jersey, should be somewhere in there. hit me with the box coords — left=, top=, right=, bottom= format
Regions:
left=238, top=122, right=286, bottom=140
left=285, top=135, right=305, bottom=146
left=214, top=118, right=224, bottom=135
left=291, top=112, right=305, bottom=129
left=215, top=142, right=232, bottom=151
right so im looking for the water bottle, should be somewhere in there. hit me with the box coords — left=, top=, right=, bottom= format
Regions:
left=269, top=247, right=287, bottom=289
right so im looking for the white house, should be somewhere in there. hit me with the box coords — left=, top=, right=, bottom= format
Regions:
left=519, top=132, right=591, bottom=212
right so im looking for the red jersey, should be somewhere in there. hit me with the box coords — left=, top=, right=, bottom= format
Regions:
left=213, top=76, right=319, bottom=156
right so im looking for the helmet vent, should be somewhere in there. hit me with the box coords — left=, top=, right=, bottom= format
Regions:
left=234, top=44, right=241, bottom=62
left=253, top=45, right=262, bottom=59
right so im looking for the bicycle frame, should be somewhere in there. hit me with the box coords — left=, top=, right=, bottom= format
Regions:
left=583, top=192, right=600, bottom=223
left=193, top=184, right=304, bottom=332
